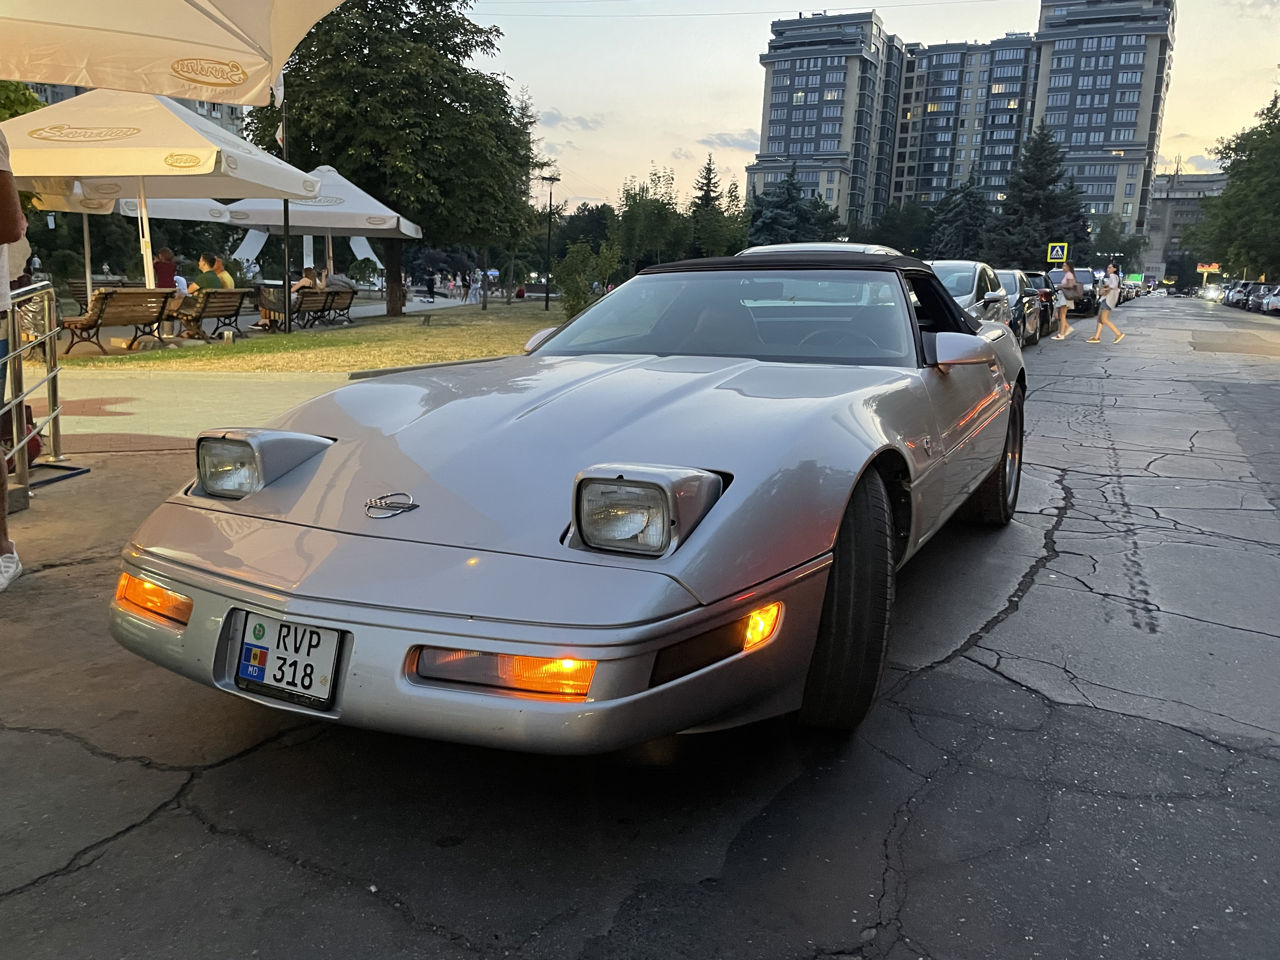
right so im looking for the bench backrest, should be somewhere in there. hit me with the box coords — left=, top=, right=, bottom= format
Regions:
left=296, top=289, right=332, bottom=310
left=189, top=288, right=250, bottom=318
left=96, top=288, right=178, bottom=327
left=327, top=289, right=356, bottom=309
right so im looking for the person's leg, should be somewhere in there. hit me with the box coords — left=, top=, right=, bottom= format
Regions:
left=1098, top=309, right=1123, bottom=341
left=0, top=327, right=20, bottom=589
left=1088, top=304, right=1118, bottom=341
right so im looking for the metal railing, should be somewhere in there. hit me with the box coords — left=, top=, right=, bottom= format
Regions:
left=3, top=281, right=65, bottom=510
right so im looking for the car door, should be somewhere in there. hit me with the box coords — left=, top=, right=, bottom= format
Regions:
left=907, top=271, right=1012, bottom=523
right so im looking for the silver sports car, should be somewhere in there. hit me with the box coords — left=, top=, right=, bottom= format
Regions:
left=110, top=252, right=1025, bottom=754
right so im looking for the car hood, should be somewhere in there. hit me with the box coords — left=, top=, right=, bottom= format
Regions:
left=180, top=354, right=912, bottom=599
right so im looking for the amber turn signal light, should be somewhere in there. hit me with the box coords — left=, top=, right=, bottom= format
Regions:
left=115, top=573, right=194, bottom=626
left=743, top=601, right=784, bottom=650
left=416, top=647, right=596, bottom=699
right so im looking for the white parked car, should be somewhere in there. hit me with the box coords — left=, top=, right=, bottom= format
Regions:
left=927, top=260, right=1015, bottom=330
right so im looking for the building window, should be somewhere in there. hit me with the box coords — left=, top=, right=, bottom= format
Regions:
left=1082, top=37, right=1098, bottom=51
left=767, top=140, right=784, bottom=153
left=827, top=171, right=836, bottom=183
left=820, top=122, right=842, bottom=134
left=1117, top=90, right=1140, bottom=104
left=1092, top=112, right=1106, bottom=126
left=1051, top=56, right=1075, bottom=69
left=775, top=60, right=792, bottom=70
left=1047, top=93, right=1069, bottom=107
left=1120, top=51, right=1145, bottom=65
left=1118, top=71, right=1142, bottom=85
left=793, top=92, right=805, bottom=104
left=1089, top=131, right=1104, bottom=144
left=1071, top=132, right=1086, bottom=145
left=1098, top=55, right=1114, bottom=69
left=773, top=74, right=791, bottom=87
left=772, top=92, right=788, bottom=104
left=1053, top=38, right=1077, bottom=51
left=1045, top=111, right=1067, bottom=125
left=819, top=139, right=840, bottom=151
left=1100, top=36, right=1116, bottom=50
left=1049, top=74, right=1072, bottom=88
left=1122, top=34, right=1144, bottom=46
left=801, top=143, right=816, bottom=154
left=1127, top=163, right=1141, bottom=177
left=822, top=89, right=841, bottom=101
left=1124, top=182, right=1135, bottom=197
left=770, top=108, right=787, bottom=120
left=1078, top=76, right=1093, bottom=89
left=822, top=104, right=843, bottom=117
left=825, top=71, right=846, bottom=84
left=1093, top=94, right=1110, bottom=107
left=769, top=124, right=785, bottom=136
left=1111, top=128, right=1136, bottom=141
left=825, top=188, right=834, bottom=201
left=1113, top=109, right=1138, bottom=123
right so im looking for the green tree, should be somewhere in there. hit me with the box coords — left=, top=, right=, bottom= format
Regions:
left=555, top=238, right=620, bottom=318
left=245, top=0, right=540, bottom=316
left=984, top=121, right=1093, bottom=266
left=614, top=166, right=687, bottom=274
left=748, top=166, right=841, bottom=246
left=0, top=81, right=41, bottom=123
left=929, top=175, right=990, bottom=259
left=1188, top=94, right=1280, bottom=278
left=1089, top=214, right=1147, bottom=273
left=722, top=178, right=749, bottom=254
left=866, top=200, right=933, bottom=257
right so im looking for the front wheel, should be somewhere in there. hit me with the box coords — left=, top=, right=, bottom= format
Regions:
left=967, top=385, right=1024, bottom=525
left=798, top=469, right=895, bottom=730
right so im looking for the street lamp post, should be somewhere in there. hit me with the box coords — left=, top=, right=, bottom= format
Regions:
left=540, top=175, right=560, bottom=311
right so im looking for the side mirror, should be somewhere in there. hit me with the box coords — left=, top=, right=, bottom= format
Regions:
left=1024, top=287, right=1037, bottom=297
left=524, top=327, right=557, bottom=353
left=934, top=332, right=998, bottom=369
left=983, top=291, right=1006, bottom=304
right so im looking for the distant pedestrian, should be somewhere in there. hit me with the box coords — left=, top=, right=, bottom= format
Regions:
left=425, top=272, right=436, bottom=302
left=1051, top=261, right=1078, bottom=340
left=461, top=271, right=472, bottom=303
left=1087, top=263, right=1126, bottom=344
left=154, top=247, right=177, bottom=289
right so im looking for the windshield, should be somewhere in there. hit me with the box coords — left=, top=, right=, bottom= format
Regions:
left=535, top=269, right=914, bottom=366
left=935, top=265, right=977, bottom=297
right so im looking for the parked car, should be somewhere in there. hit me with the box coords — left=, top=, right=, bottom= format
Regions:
left=1227, top=282, right=1254, bottom=307
left=927, top=260, right=1015, bottom=330
left=1247, top=284, right=1273, bottom=312
left=996, top=268, right=1041, bottom=346
left=109, top=251, right=1027, bottom=754
left=1022, top=270, right=1061, bottom=338
left=1261, top=290, right=1280, bottom=314
left=1047, top=266, right=1098, bottom=315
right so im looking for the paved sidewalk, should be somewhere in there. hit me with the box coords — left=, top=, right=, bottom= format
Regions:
left=28, top=370, right=348, bottom=453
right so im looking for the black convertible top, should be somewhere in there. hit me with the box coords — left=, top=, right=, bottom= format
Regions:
left=641, top=252, right=933, bottom=275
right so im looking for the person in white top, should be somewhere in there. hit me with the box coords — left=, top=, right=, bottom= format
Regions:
left=0, top=128, right=28, bottom=591
left=1087, top=262, right=1126, bottom=344
left=1051, top=261, right=1078, bottom=341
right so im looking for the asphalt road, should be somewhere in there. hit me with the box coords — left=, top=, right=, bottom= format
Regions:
left=2, top=296, right=1277, bottom=960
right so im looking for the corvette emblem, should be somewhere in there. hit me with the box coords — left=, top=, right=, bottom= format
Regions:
left=365, top=492, right=419, bottom=519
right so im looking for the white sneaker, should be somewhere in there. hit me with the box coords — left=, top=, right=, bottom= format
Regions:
left=0, top=551, right=20, bottom=592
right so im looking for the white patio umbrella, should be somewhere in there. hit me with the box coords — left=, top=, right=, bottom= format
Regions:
left=2, top=89, right=319, bottom=285
left=226, top=165, right=422, bottom=274
left=0, top=1, right=345, bottom=106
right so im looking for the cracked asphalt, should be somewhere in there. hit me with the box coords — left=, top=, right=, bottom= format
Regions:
left=2, top=296, right=1277, bottom=959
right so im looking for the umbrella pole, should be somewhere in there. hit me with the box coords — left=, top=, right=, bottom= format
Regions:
left=82, top=213, right=93, bottom=298
left=326, top=231, right=334, bottom=278
left=137, top=179, right=156, bottom=287
left=281, top=98, right=292, bottom=334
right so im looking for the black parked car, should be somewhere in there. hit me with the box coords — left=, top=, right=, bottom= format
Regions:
left=997, top=269, right=1041, bottom=346
left=1023, top=270, right=1061, bottom=339
left=1048, top=266, right=1098, bottom=316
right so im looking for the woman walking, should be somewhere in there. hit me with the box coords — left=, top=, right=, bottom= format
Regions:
left=1087, top=263, right=1126, bottom=344
left=1051, top=261, right=1078, bottom=340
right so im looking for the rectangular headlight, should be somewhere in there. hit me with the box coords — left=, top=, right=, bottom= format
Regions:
left=578, top=480, right=670, bottom=555
left=198, top=438, right=262, bottom=499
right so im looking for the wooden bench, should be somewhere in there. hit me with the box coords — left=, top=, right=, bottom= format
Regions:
left=257, top=288, right=333, bottom=329
left=62, top=288, right=178, bottom=354
left=325, top=288, right=356, bottom=325
left=171, top=288, right=254, bottom=340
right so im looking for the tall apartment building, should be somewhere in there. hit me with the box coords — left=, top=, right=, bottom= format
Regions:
left=891, top=33, right=1040, bottom=207
left=749, top=0, right=1176, bottom=238
left=26, top=83, right=247, bottom=136
left=1145, top=170, right=1227, bottom=278
left=1032, top=0, right=1176, bottom=235
left=746, top=11, right=907, bottom=227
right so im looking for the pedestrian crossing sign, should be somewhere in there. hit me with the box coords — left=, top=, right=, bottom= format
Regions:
left=1047, top=243, right=1068, bottom=263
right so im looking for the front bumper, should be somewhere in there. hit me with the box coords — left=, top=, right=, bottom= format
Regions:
left=110, top=522, right=830, bottom=754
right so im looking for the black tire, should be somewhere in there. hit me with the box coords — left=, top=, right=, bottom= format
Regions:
left=968, top=385, right=1024, bottom=526
left=798, top=469, right=895, bottom=730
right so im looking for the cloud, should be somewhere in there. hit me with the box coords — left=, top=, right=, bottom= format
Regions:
left=1184, top=155, right=1221, bottom=173
left=1169, top=133, right=1194, bottom=141
left=671, top=147, right=694, bottom=161
left=539, top=108, right=604, bottom=132
left=543, top=140, right=580, bottom=157
left=697, top=130, right=760, bottom=152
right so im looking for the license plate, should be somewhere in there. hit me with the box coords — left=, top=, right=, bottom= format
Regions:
left=236, top=613, right=342, bottom=709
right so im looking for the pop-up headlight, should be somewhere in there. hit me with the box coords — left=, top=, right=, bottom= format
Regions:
left=574, top=464, right=724, bottom=557
left=196, top=429, right=333, bottom=500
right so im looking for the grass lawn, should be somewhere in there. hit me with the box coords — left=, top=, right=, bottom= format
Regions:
left=59, top=300, right=564, bottom=374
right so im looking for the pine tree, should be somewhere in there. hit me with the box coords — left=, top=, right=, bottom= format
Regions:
left=748, top=166, right=841, bottom=246
left=985, top=121, right=1093, bottom=266
left=691, top=155, right=722, bottom=210
left=930, top=175, right=990, bottom=259
left=688, top=154, right=729, bottom=258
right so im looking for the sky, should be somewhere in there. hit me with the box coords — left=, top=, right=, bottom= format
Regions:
left=470, top=0, right=1280, bottom=210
